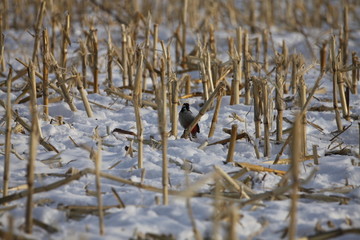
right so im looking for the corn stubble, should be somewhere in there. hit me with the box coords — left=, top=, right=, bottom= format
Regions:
left=0, top=0, right=359, bottom=239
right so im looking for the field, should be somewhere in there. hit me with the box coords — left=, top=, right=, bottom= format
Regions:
left=1, top=0, right=360, bottom=239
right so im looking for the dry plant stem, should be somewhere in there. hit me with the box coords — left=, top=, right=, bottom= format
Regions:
left=106, top=88, right=157, bottom=109
left=1, top=1, right=8, bottom=31
left=182, top=0, right=188, bottom=60
left=121, top=25, right=128, bottom=87
left=50, top=14, right=56, bottom=55
left=335, top=55, right=349, bottom=119
left=196, top=44, right=209, bottom=101
left=264, top=155, right=316, bottom=164
left=249, top=0, right=256, bottom=33
left=143, top=24, right=151, bottom=92
left=0, top=169, right=94, bottom=205
left=107, top=32, right=113, bottom=88
left=209, top=25, right=217, bottom=57
left=28, top=63, right=43, bottom=140
left=200, top=59, right=209, bottom=101
left=212, top=174, right=221, bottom=240
left=8, top=215, right=14, bottom=239
left=90, top=28, right=99, bottom=93
left=111, top=188, right=125, bottom=208
left=262, top=29, right=269, bottom=72
left=330, top=36, right=344, bottom=130
left=320, top=43, right=327, bottom=73
left=290, top=56, right=298, bottom=95
left=312, top=145, right=319, bottom=165
left=80, top=40, right=88, bottom=88
left=342, top=6, right=349, bottom=65
left=0, top=31, right=5, bottom=72
left=161, top=41, right=172, bottom=128
left=32, top=218, right=58, bottom=234
left=58, top=204, right=122, bottom=214
left=51, top=57, right=77, bottom=112
left=253, top=78, right=261, bottom=138
left=153, top=24, right=159, bottom=69
left=133, top=52, right=144, bottom=169
left=236, top=27, right=242, bottom=61
left=31, top=1, right=46, bottom=62
left=275, top=57, right=284, bottom=142
left=255, top=37, right=261, bottom=72
left=282, top=41, right=289, bottom=90
left=304, top=228, right=360, bottom=240
left=159, top=58, right=169, bottom=205
left=171, top=79, right=179, bottom=137
left=230, top=56, right=241, bottom=105
left=186, top=196, right=202, bottom=240
left=185, top=74, right=191, bottom=95
left=339, top=77, right=350, bottom=119
left=206, top=51, right=214, bottom=93
left=174, top=26, right=181, bottom=64
left=352, top=52, right=358, bottom=94
left=243, top=32, right=251, bottom=105
left=239, top=169, right=316, bottom=209
left=0, top=168, right=241, bottom=206
left=0, top=99, right=58, bottom=153
left=94, top=134, right=104, bottom=235
left=237, top=162, right=286, bottom=176
left=226, top=204, right=238, bottom=240
left=1, top=222, right=22, bottom=240
left=75, top=71, right=93, bottom=118
left=42, top=29, right=49, bottom=120
left=2, top=169, right=139, bottom=205
left=254, top=141, right=261, bottom=159
left=213, top=166, right=252, bottom=198
left=144, top=13, right=151, bottom=68
left=208, top=132, right=250, bottom=146
left=3, top=68, right=12, bottom=199
left=226, top=124, right=238, bottom=163
left=127, top=36, right=134, bottom=88
left=25, top=63, right=40, bottom=234
left=288, top=115, right=302, bottom=240
left=61, top=13, right=70, bottom=69
left=101, top=169, right=178, bottom=196
left=263, top=82, right=270, bottom=157
left=88, top=0, right=128, bottom=25
left=299, top=80, right=307, bottom=156
left=182, top=71, right=229, bottom=139
left=274, top=73, right=324, bottom=164
left=208, top=89, right=224, bottom=138
left=228, top=37, right=235, bottom=63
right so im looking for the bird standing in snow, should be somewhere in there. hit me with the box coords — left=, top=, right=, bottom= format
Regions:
left=179, top=103, right=200, bottom=138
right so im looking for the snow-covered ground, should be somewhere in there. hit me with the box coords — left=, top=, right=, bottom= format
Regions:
left=1, top=1, right=360, bottom=239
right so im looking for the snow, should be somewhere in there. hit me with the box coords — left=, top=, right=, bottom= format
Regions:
left=1, top=2, right=360, bottom=240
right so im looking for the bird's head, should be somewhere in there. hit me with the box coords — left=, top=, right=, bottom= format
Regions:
left=181, top=103, right=190, bottom=112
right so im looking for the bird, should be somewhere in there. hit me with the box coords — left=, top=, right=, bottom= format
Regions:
left=179, top=103, right=200, bottom=138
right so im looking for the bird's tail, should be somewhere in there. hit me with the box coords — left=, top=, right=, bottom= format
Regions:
left=191, top=124, right=200, bottom=137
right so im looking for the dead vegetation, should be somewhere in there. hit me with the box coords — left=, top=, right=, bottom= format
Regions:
left=1, top=0, right=360, bottom=239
